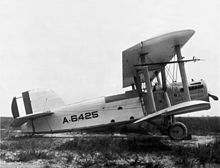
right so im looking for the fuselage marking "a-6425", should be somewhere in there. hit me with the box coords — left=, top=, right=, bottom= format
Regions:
left=63, top=111, right=99, bottom=124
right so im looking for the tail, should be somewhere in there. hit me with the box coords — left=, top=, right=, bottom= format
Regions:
left=11, top=89, right=65, bottom=119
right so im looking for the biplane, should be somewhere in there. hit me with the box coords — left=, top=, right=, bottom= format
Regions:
left=11, top=30, right=218, bottom=140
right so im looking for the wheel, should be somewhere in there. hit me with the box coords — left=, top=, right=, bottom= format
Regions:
left=168, top=122, right=188, bottom=140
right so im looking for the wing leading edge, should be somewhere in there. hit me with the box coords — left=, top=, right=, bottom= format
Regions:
left=134, top=100, right=210, bottom=124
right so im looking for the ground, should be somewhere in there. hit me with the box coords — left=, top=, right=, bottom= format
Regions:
left=0, top=130, right=220, bottom=168
left=1, top=117, right=220, bottom=167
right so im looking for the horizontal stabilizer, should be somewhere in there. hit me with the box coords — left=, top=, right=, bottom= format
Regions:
left=11, top=111, right=53, bottom=127
left=11, top=89, right=64, bottom=119
left=134, top=100, right=210, bottom=124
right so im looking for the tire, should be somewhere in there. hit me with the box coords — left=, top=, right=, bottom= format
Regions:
left=168, top=122, right=188, bottom=140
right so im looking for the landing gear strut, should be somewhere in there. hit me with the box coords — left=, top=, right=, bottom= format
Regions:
left=168, top=122, right=188, bottom=140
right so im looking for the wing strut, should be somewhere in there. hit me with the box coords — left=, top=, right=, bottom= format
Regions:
left=161, top=65, right=174, bottom=124
left=175, top=45, right=191, bottom=101
left=134, top=70, right=147, bottom=115
left=139, top=52, right=156, bottom=115
left=161, top=66, right=171, bottom=107
left=142, top=66, right=156, bottom=113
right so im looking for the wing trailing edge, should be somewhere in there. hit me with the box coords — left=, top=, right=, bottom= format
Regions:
left=134, top=100, right=210, bottom=124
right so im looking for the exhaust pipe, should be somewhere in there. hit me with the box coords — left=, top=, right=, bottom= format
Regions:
left=208, top=93, right=218, bottom=101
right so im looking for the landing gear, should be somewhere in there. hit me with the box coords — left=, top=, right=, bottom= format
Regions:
left=168, top=122, right=188, bottom=140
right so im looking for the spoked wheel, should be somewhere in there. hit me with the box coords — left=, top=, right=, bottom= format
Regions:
left=168, top=122, right=188, bottom=140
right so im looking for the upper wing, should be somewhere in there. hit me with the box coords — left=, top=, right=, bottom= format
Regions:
left=122, top=30, right=195, bottom=88
left=134, top=100, right=210, bottom=124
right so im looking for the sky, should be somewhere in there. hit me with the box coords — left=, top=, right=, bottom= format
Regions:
left=0, top=0, right=219, bottom=117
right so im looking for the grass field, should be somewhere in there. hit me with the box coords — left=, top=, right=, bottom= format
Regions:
left=1, top=116, right=220, bottom=168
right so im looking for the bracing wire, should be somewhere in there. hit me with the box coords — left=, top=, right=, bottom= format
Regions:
left=175, top=62, right=178, bottom=82
left=165, top=56, right=181, bottom=87
left=173, top=56, right=176, bottom=82
left=165, top=67, right=174, bottom=84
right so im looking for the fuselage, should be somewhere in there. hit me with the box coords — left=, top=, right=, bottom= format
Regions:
left=22, top=93, right=143, bottom=133
left=20, top=79, right=209, bottom=133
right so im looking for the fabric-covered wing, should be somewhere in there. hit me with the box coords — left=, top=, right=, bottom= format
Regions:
left=122, top=30, right=195, bottom=88
left=134, top=100, right=210, bottom=124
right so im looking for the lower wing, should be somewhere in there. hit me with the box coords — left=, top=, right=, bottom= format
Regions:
left=134, top=100, right=210, bottom=124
